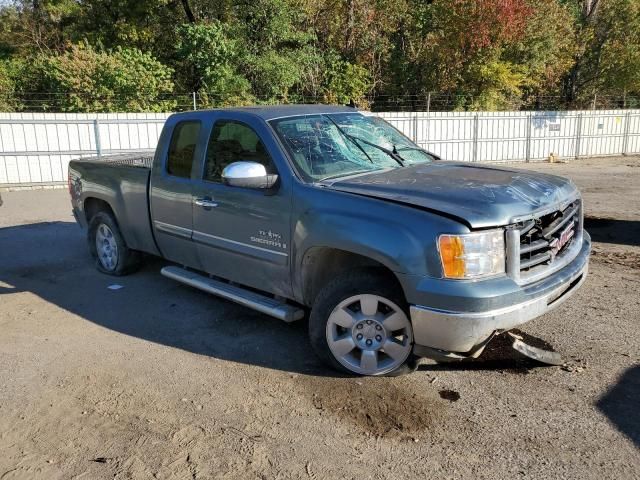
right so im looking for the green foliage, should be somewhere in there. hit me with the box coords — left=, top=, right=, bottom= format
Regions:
left=235, top=0, right=319, bottom=102
left=464, top=57, right=528, bottom=111
left=597, top=0, right=640, bottom=94
left=23, top=45, right=175, bottom=112
left=0, top=5, right=20, bottom=59
left=176, top=22, right=252, bottom=105
left=508, top=0, right=578, bottom=95
left=0, top=0, right=637, bottom=111
left=239, top=0, right=313, bottom=50
left=244, top=51, right=303, bottom=100
left=323, top=52, right=372, bottom=105
left=0, top=61, right=16, bottom=111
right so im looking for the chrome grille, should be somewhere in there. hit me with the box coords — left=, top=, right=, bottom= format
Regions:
left=506, top=199, right=583, bottom=284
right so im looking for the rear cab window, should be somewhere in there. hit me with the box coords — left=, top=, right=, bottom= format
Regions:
left=167, top=121, right=201, bottom=178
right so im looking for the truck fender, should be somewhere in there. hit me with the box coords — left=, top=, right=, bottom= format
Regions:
left=292, top=209, right=427, bottom=305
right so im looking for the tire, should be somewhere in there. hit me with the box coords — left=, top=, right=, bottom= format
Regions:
left=309, top=268, right=417, bottom=376
left=88, top=211, right=141, bottom=276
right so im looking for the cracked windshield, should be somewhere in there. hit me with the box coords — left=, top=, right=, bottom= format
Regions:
left=271, top=113, right=435, bottom=181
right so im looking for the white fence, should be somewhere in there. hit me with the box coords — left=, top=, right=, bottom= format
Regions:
left=0, top=113, right=169, bottom=187
left=1, top=109, right=639, bottom=187
left=378, top=109, right=640, bottom=163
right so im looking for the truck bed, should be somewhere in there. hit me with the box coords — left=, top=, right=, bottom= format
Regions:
left=69, top=153, right=160, bottom=256
left=72, top=153, right=154, bottom=169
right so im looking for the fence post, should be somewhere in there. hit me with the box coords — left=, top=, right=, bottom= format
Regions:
left=575, top=113, right=583, bottom=160
left=93, top=119, right=102, bottom=159
left=622, top=111, right=631, bottom=156
left=425, top=93, right=431, bottom=151
left=425, top=109, right=430, bottom=147
left=472, top=113, right=479, bottom=162
left=192, top=92, right=197, bottom=111
left=525, top=113, right=532, bottom=162
left=413, top=112, right=419, bottom=143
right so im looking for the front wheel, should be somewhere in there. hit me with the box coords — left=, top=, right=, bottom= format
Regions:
left=309, top=269, right=416, bottom=376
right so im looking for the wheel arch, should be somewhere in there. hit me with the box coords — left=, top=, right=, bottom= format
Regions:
left=300, top=246, right=405, bottom=307
left=83, top=197, right=116, bottom=224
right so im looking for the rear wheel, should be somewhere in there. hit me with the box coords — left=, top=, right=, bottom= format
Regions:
left=309, top=269, right=416, bottom=376
left=88, top=211, right=141, bottom=275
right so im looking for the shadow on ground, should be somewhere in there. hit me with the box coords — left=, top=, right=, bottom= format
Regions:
left=417, top=329, right=558, bottom=375
left=584, top=217, right=640, bottom=247
left=0, top=221, right=339, bottom=376
left=597, top=365, right=640, bottom=449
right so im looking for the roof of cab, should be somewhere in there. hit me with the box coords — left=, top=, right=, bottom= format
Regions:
left=173, top=104, right=361, bottom=121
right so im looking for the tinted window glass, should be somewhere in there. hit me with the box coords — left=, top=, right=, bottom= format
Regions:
left=167, top=121, right=201, bottom=178
left=204, top=121, right=273, bottom=182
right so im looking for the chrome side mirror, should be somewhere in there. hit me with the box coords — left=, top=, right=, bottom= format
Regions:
left=221, top=161, right=278, bottom=189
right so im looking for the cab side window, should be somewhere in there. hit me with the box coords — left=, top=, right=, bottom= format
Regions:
left=204, top=120, right=274, bottom=182
left=167, top=121, right=201, bottom=178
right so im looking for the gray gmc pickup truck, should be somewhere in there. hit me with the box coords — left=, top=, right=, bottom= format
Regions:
left=69, top=105, right=590, bottom=376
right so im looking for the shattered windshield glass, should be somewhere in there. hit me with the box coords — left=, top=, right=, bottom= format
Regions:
left=270, top=113, right=434, bottom=182
left=330, top=112, right=434, bottom=165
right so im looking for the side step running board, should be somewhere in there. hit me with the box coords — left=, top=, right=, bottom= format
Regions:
left=161, top=266, right=305, bottom=323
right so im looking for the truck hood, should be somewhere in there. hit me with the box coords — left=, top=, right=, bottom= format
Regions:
left=325, top=162, right=579, bottom=228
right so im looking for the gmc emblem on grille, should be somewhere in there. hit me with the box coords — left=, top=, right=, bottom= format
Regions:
left=549, top=222, right=575, bottom=259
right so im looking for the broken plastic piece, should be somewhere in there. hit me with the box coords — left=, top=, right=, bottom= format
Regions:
left=508, top=332, right=563, bottom=365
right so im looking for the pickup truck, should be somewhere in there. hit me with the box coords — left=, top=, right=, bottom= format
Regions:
left=68, top=105, right=590, bottom=376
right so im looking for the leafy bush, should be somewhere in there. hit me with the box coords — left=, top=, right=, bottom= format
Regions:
left=323, top=52, right=372, bottom=105
left=0, top=61, right=16, bottom=111
left=0, top=0, right=638, bottom=111
left=176, top=22, right=253, bottom=106
left=24, top=45, right=175, bottom=112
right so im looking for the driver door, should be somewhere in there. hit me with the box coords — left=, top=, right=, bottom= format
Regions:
left=191, top=116, right=292, bottom=297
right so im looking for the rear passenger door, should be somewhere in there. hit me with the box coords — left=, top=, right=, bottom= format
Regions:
left=150, top=119, right=204, bottom=269
left=191, top=116, right=293, bottom=298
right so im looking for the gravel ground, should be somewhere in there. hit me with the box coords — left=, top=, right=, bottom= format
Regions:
left=0, top=156, right=638, bottom=479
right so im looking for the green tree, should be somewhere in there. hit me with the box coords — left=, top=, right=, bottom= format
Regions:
left=0, top=61, right=17, bottom=110
left=322, top=51, right=372, bottom=105
left=23, top=45, right=175, bottom=112
left=302, top=0, right=404, bottom=91
left=593, top=0, right=640, bottom=101
left=236, top=0, right=320, bottom=101
left=175, top=22, right=252, bottom=105
left=0, top=0, right=638, bottom=112
left=0, top=0, right=81, bottom=55
left=508, top=0, right=578, bottom=103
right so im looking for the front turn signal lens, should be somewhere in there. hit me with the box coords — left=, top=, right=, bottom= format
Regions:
left=439, top=235, right=466, bottom=278
left=438, top=230, right=505, bottom=279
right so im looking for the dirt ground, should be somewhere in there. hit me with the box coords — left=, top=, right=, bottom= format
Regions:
left=0, top=156, right=638, bottom=479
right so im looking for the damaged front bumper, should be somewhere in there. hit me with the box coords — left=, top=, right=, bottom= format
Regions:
left=409, top=232, right=591, bottom=357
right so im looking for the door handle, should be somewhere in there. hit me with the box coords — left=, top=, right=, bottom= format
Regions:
left=194, top=197, right=218, bottom=208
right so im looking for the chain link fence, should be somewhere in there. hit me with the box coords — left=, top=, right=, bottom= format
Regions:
left=2, top=92, right=640, bottom=113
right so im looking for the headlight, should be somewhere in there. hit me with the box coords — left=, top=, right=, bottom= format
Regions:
left=438, top=230, right=505, bottom=279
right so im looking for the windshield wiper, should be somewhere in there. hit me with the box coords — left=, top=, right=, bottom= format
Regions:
left=395, top=145, right=440, bottom=161
left=348, top=135, right=405, bottom=166
left=321, top=115, right=373, bottom=164
left=322, top=115, right=404, bottom=167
